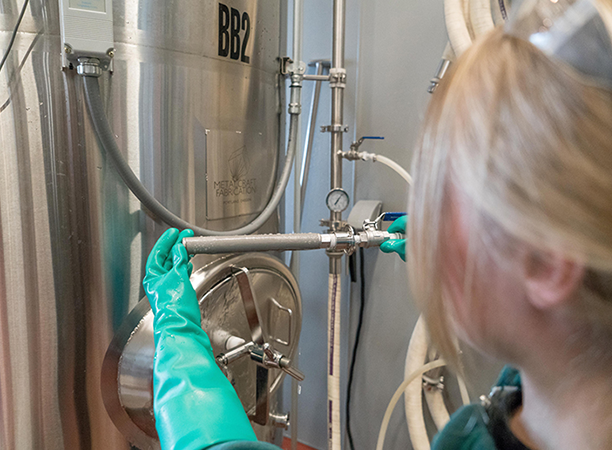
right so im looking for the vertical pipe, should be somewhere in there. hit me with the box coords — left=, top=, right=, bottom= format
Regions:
left=291, top=2, right=303, bottom=449
left=328, top=2, right=345, bottom=450
left=299, top=61, right=327, bottom=219
left=292, top=0, right=303, bottom=270
left=330, top=0, right=346, bottom=223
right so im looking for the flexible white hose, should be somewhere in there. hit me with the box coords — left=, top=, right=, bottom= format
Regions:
left=404, top=317, right=430, bottom=450
left=443, top=41, right=456, bottom=61
left=328, top=274, right=341, bottom=450
left=424, top=389, right=451, bottom=430
left=373, top=155, right=413, bottom=185
left=457, top=371, right=471, bottom=406
left=470, top=0, right=496, bottom=37
left=445, top=0, right=473, bottom=56
left=376, top=359, right=447, bottom=450
left=462, top=0, right=476, bottom=39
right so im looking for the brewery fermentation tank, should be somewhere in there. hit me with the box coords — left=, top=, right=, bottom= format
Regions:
left=0, top=0, right=295, bottom=448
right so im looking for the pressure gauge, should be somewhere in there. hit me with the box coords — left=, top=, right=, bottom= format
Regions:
left=325, top=188, right=350, bottom=212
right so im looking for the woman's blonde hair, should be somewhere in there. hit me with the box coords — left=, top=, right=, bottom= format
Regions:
left=408, top=6, right=612, bottom=368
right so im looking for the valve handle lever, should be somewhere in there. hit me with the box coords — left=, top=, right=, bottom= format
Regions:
left=279, top=357, right=305, bottom=381
left=231, top=267, right=264, bottom=345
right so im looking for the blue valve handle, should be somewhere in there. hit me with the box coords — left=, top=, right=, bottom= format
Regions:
left=362, top=136, right=385, bottom=140
left=383, top=212, right=407, bottom=222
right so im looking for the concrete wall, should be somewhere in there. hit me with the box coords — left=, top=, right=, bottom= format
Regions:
left=285, top=1, right=503, bottom=449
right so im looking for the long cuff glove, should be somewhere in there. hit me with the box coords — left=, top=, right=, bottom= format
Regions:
left=143, top=228, right=257, bottom=450
left=379, top=215, right=407, bottom=262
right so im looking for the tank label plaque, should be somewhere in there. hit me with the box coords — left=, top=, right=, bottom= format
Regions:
left=218, top=3, right=251, bottom=63
left=69, top=0, right=106, bottom=12
left=206, top=130, right=268, bottom=220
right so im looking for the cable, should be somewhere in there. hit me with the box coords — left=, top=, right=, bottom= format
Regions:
left=82, top=75, right=300, bottom=236
left=346, top=248, right=366, bottom=450
left=376, top=359, right=447, bottom=450
left=0, top=0, right=30, bottom=74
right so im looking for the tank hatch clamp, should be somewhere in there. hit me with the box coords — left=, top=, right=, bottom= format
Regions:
left=215, top=267, right=304, bottom=426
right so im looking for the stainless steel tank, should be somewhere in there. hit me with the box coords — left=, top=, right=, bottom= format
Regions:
left=0, top=0, right=291, bottom=448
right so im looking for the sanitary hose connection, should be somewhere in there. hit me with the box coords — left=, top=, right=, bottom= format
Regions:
left=182, top=229, right=403, bottom=256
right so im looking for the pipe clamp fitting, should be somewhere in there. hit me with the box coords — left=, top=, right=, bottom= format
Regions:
left=329, top=68, right=347, bottom=89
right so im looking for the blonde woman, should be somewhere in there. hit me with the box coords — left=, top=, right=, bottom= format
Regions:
left=394, top=0, right=612, bottom=448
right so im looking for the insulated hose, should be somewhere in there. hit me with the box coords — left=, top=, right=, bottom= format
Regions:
left=469, top=0, right=495, bottom=37
left=376, top=359, right=447, bottom=450
left=82, top=75, right=300, bottom=236
left=404, top=317, right=431, bottom=450
left=445, top=0, right=473, bottom=56
left=328, top=274, right=342, bottom=450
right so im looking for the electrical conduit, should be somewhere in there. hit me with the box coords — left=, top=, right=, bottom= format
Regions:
left=82, top=73, right=301, bottom=237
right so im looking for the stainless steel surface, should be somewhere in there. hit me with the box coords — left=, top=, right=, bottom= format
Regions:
left=184, top=230, right=403, bottom=254
left=101, top=253, right=302, bottom=448
left=428, top=57, right=452, bottom=94
left=217, top=340, right=256, bottom=366
left=329, top=0, right=346, bottom=232
left=184, top=233, right=323, bottom=254
left=279, top=357, right=305, bottom=381
left=302, top=73, right=330, bottom=81
left=0, top=0, right=284, bottom=448
left=234, top=267, right=265, bottom=345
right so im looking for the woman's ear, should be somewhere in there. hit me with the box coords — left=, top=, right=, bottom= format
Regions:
left=524, top=251, right=585, bottom=310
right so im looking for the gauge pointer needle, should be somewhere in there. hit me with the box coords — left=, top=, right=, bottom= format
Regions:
left=334, top=198, right=341, bottom=205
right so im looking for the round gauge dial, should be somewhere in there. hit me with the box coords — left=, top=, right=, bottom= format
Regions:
left=325, top=188, right=350, bottom=212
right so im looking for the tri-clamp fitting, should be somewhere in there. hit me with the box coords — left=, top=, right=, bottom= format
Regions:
left=288, top=72, right=303, bottom=115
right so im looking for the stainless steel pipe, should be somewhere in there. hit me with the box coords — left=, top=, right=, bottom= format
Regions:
left=329, top=0, right=346, bottom=231
left=183, top=231, right=403, bottom=255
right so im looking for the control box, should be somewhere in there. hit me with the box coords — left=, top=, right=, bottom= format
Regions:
left=58, top=0, right=114, bottom=69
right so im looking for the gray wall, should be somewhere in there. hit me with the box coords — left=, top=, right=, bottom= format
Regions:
left=285, top=1, right=503, bottom=449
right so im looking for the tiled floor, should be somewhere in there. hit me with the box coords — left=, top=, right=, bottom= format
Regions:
left=281, top=437, right=317, bottom=450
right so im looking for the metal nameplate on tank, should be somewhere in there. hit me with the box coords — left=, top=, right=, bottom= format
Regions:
left=101, top=253, right=302, bottom=449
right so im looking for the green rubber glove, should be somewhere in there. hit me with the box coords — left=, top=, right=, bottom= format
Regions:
left=143, top=228, right=257, bottom=450
left=379, top=215, right=407, bottom=262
